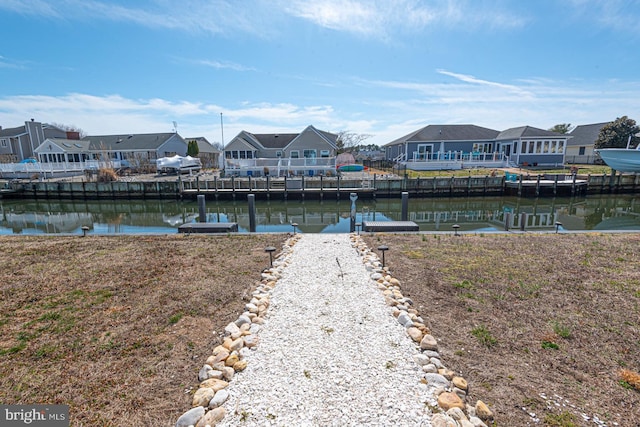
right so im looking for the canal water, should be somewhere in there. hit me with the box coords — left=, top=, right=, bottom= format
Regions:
left=0, top=195, right=639, bottom=235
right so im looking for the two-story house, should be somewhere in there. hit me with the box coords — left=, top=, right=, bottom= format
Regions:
left=0, top=120, right=67, bottom=162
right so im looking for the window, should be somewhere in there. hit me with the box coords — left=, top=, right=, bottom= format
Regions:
left=320, top=150, right=330, bottom=158
left=276, top=151, right=282, bottom=157
left=472, top=143, right=493, bottom=153
left=239, top=151, right=246, bottom=159
left=0, top=139, right=6, bottom=148
left=557, top=141, right=564, bottom=153
left=290, top=150, right=299, bottom=158
left=578, top=146, right=586, bottom=155
left=303, top=149, right=316, bottom=158
left=543, top=141, right=549, bottom=154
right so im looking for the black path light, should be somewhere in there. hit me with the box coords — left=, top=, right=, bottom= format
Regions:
left=265, top=246, right=276, bottom=267
left=452, top=224, right=460, bottom=236
left=291, top=222, right=298, bottom=235
left=81, top=225, right=90, bottom=237
left=355, top=222, right=362, bottom=235
left=555, top=221, right=562, bottom=234
left=377, top=245, right=389, bottom=267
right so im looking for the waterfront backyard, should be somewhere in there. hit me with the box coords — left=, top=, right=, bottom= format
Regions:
left=0, top=233, right=639, bottom=426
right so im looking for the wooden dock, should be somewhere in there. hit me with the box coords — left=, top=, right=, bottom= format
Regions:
left=363, top=221, right=420, bottom=232
left=504, top=176, right=588, bottom=197
left=178, top=223, right=238, bottom=233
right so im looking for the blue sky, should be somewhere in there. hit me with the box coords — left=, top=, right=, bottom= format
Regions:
left=1, top=0, right=640, bottom=146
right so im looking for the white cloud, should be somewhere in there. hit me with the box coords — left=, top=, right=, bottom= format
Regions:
left=1, top=0, right=526, bottom=40
left=194, top=59, right=255, bottom=72
left=282, top=0, right=526, bottom=39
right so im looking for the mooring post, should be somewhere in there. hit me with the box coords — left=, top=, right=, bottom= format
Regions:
left=504, top=212, right=511, bottom=231
left=198, top=194, right=206, bottom=223
left=350, top=192, right=358, bottom=233
left=520, top=212, right=527, bottom=232
left=401, top=191, right=409, bottom=221
left=248, top=194, right=256, bottom=232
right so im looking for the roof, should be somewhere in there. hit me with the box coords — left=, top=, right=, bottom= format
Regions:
left=187, top=137, right=221, bottom=153
left=567, top=123, right=608, bottom=147
left=0, top=125, right=28, bottom=137
left=250, top=133, right=298, bottom=149
left=384, top=124, right=500, bottom=146
left=231, top=126, right=338, bottom=150
left=497, top=126, right=566, bottom=140
left=44, top=138, right=91, bottom=152
left=82, top=133, right=179, bottom=151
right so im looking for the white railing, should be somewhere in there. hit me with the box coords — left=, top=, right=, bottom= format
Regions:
left=0, top=161, right=128, bottom=175
left=408, top=151, right=506, bottom=163
left=225, top=157, right=336, bottom=170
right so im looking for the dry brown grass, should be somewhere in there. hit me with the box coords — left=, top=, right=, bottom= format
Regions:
left=364, top=233, right=640, bottom=427
left=619, top=369, right=640, bottom=391
left=0, top=234, right=286, bottom=427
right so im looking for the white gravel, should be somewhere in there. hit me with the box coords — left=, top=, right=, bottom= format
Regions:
left=217, top=233, right=434, bottom=426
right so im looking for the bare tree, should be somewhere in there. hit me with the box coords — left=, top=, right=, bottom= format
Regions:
left=50, top=122, right=87, bottom=138
left=336, top=131, right=373, bottom=154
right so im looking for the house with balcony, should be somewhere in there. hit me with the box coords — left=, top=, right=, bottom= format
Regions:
left=34, top=132, right=188, bottom=171
left=383, top=124, right=504, bottom=170
left=565, top=123, right=607, bottom=164
left=384, top=124, right=570, bottom=170
left=224, top=125, right=338, bottom=176
left=0, top=120, right=67, bottom=162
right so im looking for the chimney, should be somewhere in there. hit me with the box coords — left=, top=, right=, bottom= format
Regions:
left=66, top=131, right=80, bottom=140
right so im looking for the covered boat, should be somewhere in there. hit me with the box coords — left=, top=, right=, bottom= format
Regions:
left=157, top=155, right=202, bottom=174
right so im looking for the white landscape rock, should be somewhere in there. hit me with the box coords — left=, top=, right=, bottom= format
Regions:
left=216, top=234, right=435, bottom=426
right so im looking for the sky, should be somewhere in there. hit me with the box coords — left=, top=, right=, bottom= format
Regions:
left=1, top=0, right=640, bottom=147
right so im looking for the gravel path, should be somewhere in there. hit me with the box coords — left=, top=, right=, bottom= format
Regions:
left=217, top=233, right=434, bottom=426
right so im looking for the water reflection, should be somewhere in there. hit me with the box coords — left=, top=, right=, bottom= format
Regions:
left=0, top=195, right=639, bottom=235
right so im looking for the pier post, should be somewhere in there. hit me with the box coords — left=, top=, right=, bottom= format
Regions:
left=504, top=212, right=511, bottom=231
left=248, top=194, right=256, bottom=232
left=198, top=194, right=206, bottom=222
left=401, top=192, right=409, bottom=221
left=535, top=175, right=541, bottom=197
left=519, top=212, right=527, bottom=231
left=350, top=193, right=358, bottom=233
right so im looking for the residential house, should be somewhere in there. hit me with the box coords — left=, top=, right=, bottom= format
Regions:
left=496, top=126, right=569, bottom=167
left=384, top=124, right=570, bottom=170
left=0, top=120, right=67, bottom=162
left=224, top=125, right=339, bottom=176
left=186, top=136, right=222, bottom=169
left=35, top=132, right=188, bottom=170
left=383, top=124, right=502, bottom=170
left=565, top=123, right=607, bottom=164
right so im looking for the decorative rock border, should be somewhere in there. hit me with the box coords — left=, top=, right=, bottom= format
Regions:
left=175, top=233, right=494, bottom=427
left=175, top=235, right=300, bottom=427
left=351, top=234, right=494, bottom=427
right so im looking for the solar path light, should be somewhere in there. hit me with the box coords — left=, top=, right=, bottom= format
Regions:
left=452, top=224, right=460, bottom=236
left=265, top=246, right=276, bottom=267
left=377, top=245, right=389, bottom=268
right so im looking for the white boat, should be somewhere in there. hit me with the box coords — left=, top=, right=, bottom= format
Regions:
left=595, top=147, right=640, bottom=173
left=156, top=155, right=202, bottom=174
